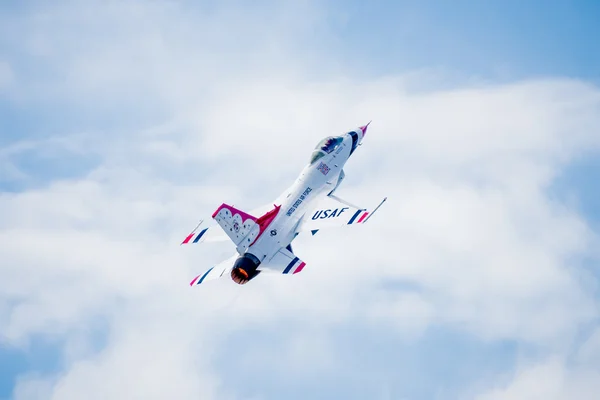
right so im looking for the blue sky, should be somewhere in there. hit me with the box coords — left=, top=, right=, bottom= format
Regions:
left=1, top=1, right=600, bottom=399
left=324, top=0, right=600, bottom=82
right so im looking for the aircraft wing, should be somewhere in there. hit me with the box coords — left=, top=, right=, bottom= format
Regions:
left=181, top=220, right=229, bottom=245
left=298, top=195, right=387, bottom=235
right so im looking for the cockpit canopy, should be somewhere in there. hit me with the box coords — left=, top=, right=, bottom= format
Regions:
left=309, top=136, right=343, bottom=164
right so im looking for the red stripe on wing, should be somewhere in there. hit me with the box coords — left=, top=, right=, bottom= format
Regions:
left=181, top=233, right=195, bottom=244
left=357, top=211, right=369, bottom=223
left=293, top=262, right=306, bottom=274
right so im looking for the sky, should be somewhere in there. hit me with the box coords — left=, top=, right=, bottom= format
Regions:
left=1, top=1, right=600, bottom=399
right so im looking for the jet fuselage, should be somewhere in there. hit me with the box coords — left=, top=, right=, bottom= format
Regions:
left=246, top=126, right=367, bottom=263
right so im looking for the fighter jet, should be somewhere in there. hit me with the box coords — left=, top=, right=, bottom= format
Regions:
left=182, top=122, right=387, bottom=286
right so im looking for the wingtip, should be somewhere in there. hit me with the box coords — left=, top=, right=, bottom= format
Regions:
left=181, top=232, right=195, bottom=245
left=181, top=219, right=204, bottom=245
left=361, top=196, right=387, bottom=224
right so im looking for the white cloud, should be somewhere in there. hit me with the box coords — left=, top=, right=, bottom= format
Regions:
left=1, top=1, right=600, bottom=399
left=473, top=358, right=600, bottom=400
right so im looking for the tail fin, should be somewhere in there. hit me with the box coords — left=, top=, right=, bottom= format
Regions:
left=212, top=203, right=281, bottom=253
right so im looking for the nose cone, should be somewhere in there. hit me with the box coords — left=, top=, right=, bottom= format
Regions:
left=359, top=121, right=371, bottom=137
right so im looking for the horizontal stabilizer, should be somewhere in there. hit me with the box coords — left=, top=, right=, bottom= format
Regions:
left=259, top=247, right=306, bottom=275
left=189, top=253, right=238, bottom=286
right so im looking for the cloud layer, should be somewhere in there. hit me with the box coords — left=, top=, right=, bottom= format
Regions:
left=1, top=1, right=600, bottom=399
